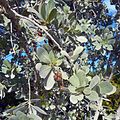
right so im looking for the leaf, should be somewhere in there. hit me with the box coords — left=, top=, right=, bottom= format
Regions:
left=40, top=3, right=47, bottom=20
left=106, top=86, right=116, bottom=95
left=98, top=81, right=113, bottom=95
left=47, top=8, right=57, bottom=23
left=68, top=74, right=80, bottom=88
left=95, top=44, right=102, bottom=50
left=44, top=71, right=55, bottom=90
left=77, top=94, right=84, bottom=101
left=86, top=91, right=99, bottom=101
left=81, top=66, right=89, bottom=74
left=70, top=95, right=78, bottom=104
left=47, top=0, right=55, bottom=16
left=37, top=47, right=51, bottom=64
left=76, top=36, right=87, bottom=43
left=83, top=87, right=91, bottom=95
left=31, top=105, right=47, bottom=115
left=106, top=45, right=113, bottom=51
left=89, top=75, right=100, bottom=89
left=16, top=66, right=22, bottom=73
left=71, top=46, right=84, bottom=60
left=49, top=51, right=56, bottom=64
left=68, top=85, right=76, bottom=93
left=76, top=70, right=88, bottom=87
left=29, top=113, right=42, bottom=120
left=2, top=67, right=9, bottom=74
left=0, top=83, right=5, bottom=91
left=15, top=111, right=29, bottom=120
left=3, top=60, right=11, bottom=69
left=27, top=7, right=42, bottom=19
left=39, top=65, right=51, bottom=78
left=35, top=63, right=42, bottom=71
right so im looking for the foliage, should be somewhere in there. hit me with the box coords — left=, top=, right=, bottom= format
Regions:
left=0, top=0, right=120, bottom=120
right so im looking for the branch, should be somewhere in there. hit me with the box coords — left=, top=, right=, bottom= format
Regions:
left=0, top=0, right=62, bottom=51
left=28, top=77, right=32, bottom=114
left=11, top=9, right=62, bottom=51
left=10, top=22, right=15, bottom=53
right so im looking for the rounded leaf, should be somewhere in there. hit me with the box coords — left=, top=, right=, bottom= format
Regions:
left=83, top=87, right=91, bottom=95
left=39, top=65, right=51, bottom=78
left=77, top=94, right=84, bottom=101
left=37, top=47, right=51, bottom=64
left=70, top=95, right=78, bottom=104
left=44, top=71, right=55, bottom=90
left=89, top=75, right=100, bottom=89
left=98, top=81, right=113, bottom=95
left=76, top=36, right=87, bottom=43
left=35, top=63, right=42, bottom=71
left=68, top=85, right=76, bottom=93
left=68, top=74, right=80, bottom=87
left=86, top=91, right=99, bottom=101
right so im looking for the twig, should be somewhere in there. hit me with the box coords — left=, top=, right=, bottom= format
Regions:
left=10, top=22, right=15, bottom=53
left=28, top=76, right=32, bottom=114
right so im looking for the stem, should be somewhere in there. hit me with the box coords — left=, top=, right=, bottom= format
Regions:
left=28, top=77, right=32, bottom=114
left=94, top=98, right=103, bottom=120
left=10, top=22, right=15, bottom=53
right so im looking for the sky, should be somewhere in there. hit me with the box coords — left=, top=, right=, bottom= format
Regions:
left=102, top=0, right=117, bottom=16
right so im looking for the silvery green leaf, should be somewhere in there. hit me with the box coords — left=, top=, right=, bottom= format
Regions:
left=68, top=85, right=76, bottom=93
left=70, top=95, right=78, bottom=104
left=37, top=47, right=51, bottom=64
left=76, top=70, right=88, bottom=87
left=86, top=91, right=99, bottom=101
left=16, top=66, right=22, bottom=73
left=77, top=94, right=84, bottom=101
left=29, top=114, right=42, bottom=120
left=89, top=75, right=100, bottom=89
left=81, top=66, right=89, bottom=74
left=71, top=46, right=84, bottom=60
left=49, top=51, right=56, bottom=63
left=39, top=65, right=51, bottom=78
left=44, top=71, right=55, bottom=90
left=86, top=76, right=92, bottom=81
left=76, top=36, right=87, bottom=43
left=47, top=8, right=57, bottom=23
left=106, top=86, right=116, bottom=95
left=31, top=105, right=47, bottom=115
left=95, top=44, right=101, bottom=50
left=0, top=83, right=5, bottom=91
left=3, top=60, right=11, bottom=69
left=2, top=67, right=9, bottom=74
left=106, top=45, right=113, bottom=51
left=47, top=0, right=55, bottom=15
left=35, top=63, right=42, bottom=71
left=68, top=74, right=80, bottom=87
left=89, top=103, right=98, bottom=110
left=40, top=3, right=47, bottom=20
left=83, top=87, right=91, bottom=95
left=27, top=7, right=42, bottom=19
left=98, top=81, right=113, bottom=95
left=15, top=111, right=29, bottom=120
